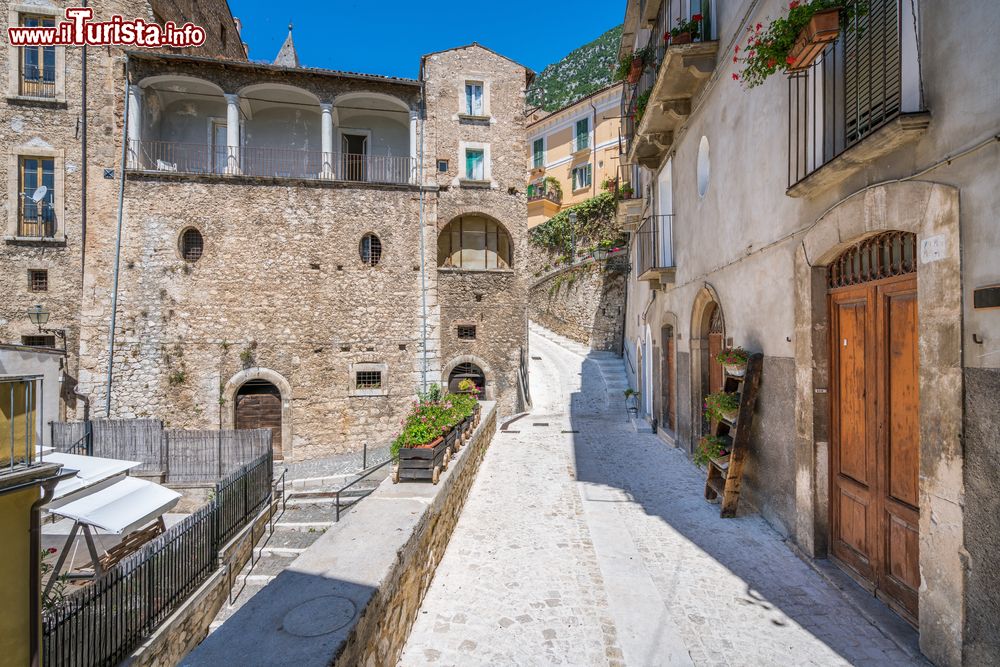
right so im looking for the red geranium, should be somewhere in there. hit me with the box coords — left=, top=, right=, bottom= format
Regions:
left=692, top=13, right=703, bottom=21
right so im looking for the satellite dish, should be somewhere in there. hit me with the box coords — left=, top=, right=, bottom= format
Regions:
left=31, top=186, right=48, bottom=203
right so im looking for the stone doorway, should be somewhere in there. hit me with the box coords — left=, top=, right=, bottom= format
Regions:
left=235, top=379, right=283, bottom=460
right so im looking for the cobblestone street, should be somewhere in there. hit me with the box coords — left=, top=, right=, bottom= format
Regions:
left=399, top=327, right=926, bottom=666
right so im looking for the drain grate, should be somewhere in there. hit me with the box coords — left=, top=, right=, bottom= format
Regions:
left=501, top=430, right=520, bottom=434
left=561, top=430, right=580, bottom=434
left=531, top=356, right=542, bottom=360
left=532, top=422, right=549, bottom=427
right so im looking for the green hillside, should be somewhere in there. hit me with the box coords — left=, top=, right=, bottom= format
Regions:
left=527, top=25, right=623, bottom=112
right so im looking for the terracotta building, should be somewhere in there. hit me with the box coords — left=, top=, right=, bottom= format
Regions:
left=616, top=0, right=999, bottom=664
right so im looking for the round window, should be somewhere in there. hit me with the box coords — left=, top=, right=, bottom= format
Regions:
left=360, top=233, right=382, bottom=266
left=180, top=228, right=204, bottom=262
left=697, top=136, right=710, bottom=198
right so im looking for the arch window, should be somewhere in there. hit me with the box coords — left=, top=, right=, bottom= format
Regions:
left=180, top=228, right=204, bottom=262
left=360, top=233, right=382, bottom=266
left=437, top=216, right=512, bottom=270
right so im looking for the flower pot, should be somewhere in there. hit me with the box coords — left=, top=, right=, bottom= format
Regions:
left=720, top=409, right=738, bottom=423
left=723, top=362, right=747, bottom=377
left=787, top=8, right=840, bottom=71
left=627, top=59, right=643, bottom=84
left=671, top=31, right=692, bottom=45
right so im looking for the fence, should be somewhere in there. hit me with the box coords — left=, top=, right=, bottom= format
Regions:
left=42, top=450, right=273, bottom=667
left=50, top=419, right=271, bottom=483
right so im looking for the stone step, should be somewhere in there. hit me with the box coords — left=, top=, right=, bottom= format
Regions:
left=273, top=520, right=335, bottom=531
left=263, top=528, right=326, bottom=549
left=256, top=546, right=307, bottom=558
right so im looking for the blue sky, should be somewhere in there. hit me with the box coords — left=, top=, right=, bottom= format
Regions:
left=227, top=0, right=622, bottom=78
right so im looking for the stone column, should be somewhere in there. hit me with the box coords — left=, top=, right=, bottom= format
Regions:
left=224, top=93, right=241, bottom=175
left=409, top=108, right=419, bottom=185
left=126, top=84, right=142, bottom=169
left=320, top=102, right=334, bottom=179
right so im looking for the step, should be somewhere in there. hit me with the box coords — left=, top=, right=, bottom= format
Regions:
left=263, top=528, right=325, bottom=550
left=255, top=546, right=307, bottom=558
left=273, top=520, right=335, bottom=531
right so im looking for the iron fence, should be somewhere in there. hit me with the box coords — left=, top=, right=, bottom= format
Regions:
left=788, top=0, right=904, bottom=186
left=42, top=450, right=273, bottom=667
left=130, top=140, right=414, bottom=185
left=18, top=197, right=57, bottom=238
left=635, top=214, right=674, bottom=277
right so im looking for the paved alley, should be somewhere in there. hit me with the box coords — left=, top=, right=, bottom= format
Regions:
left=398, top=327, right=925, bottom=667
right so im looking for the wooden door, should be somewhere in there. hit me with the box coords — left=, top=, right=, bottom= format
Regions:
left=830, top=272, right=919, bottom=624
left=661, top=327, right=675, bottom=432
left=236, top=385, right=283, bottom=460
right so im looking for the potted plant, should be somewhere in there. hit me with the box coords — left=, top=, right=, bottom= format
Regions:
left=543, top=175, right=563, bottom=201
left=704, top=390, right=740, bottom=423
left=667, top=13, right=704, bottom=45
left=732, top=1, right=867, bottom=88
left=623, top=388, right=640, bottom=415
left=716, top=347, right=750, bottom=377
left=616, top=46, right=654, bottom=83
left=694, top=435, right=730, bottom=466
left=392, top=389, right=477, bottom=484
left=635, top=89, right=652, bottom=124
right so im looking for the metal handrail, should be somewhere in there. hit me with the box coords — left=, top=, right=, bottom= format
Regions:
left=335, top=457, right=392, bottom=522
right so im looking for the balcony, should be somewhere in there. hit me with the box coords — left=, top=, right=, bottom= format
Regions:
left=1, top=375, right=41, bottom=473
left=623, top=4, right=718, bottom=168
left=786, top=0, right=927, bottom=196
left=635, top=214, right=675, bottom=285
left=527, top=181, right=562, bottom=220
left=130, top=141, right=413, bottom=185
left=615, top=162, right=645, bottom=231
left=17, top=197, right=56, bottom=239
left=19, top=66, right=56, bottom=99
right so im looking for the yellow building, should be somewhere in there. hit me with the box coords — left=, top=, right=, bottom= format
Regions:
left=0, top=375, right=67, bottom=667
left=525, top=84, right=623, bottom=227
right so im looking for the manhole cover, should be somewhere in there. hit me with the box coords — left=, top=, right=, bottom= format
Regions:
left=282, top=595, right=356, bottom=637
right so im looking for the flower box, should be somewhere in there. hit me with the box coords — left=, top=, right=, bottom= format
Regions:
left=395, top=431, right=453, bottom=484
left=786, top=7, right=840, bottom=71
left=627, top=59, right=643, bottom=84
left=671, top=31, right=693, bottom=45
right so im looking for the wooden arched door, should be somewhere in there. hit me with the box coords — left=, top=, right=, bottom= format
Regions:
left=235, top=380, right=283, bottom=460
left=660, top=325, right=676, bottom=433
left=828, top=232, right=919, bottom=624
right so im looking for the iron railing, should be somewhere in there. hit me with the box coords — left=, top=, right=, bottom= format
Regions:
left=788, top=0, right=905, bottom=186
left=18, top=196, right=56, bottom=238
left=20, top=66, right=56, bottom=98
left=526, top=185, right=561, bottom=204
left=617, top=162, right=643, bottom=201
left=42, top=450, right=273, bottom=667
left=334, top=457, right=393, bottom=522
left=635, top=214, right=674, bottom=277
left=129, top=140, right=413, bottom=185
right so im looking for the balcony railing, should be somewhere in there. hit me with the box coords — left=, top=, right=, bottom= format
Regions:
left=527, top=188, right=561, bottom=205
left=20, top=66, right=56, bottom=98
left=635, top=214, right=674, bottom=280
left=18, top=196, right=56, bottom=238
left=788, top=0, right=918, bottom=187
left=129, top=140, right=414, bottom=185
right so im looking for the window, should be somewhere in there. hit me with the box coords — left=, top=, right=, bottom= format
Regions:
left=532, top=138, right=545, bottom=169
left=457, top=325, right=477, bottom=340
left=28, top=270, right=48, bottom=292
left=18, top=157, right=55, bottom=237
left=572, top=164, right=592, bottom=190
left=697, top=136, right=710, bottom=197
left=22, top=335, right=55, bottom=347
left=574, top=118, right=590, bottom=151
left=180, top=228, right=204, bottom=262
left=437, top=216, right=513, bottom=270
left=360, top=233, right=382, bottom=266
left=437, top=159, right=449, bottom=172
left=19, top=14, right=56, bottom=98
left=465, top=82, right=484, bottom=116
left=355, top=370, right=382, bottom=390
left=465, top=149, right=485, bottom=180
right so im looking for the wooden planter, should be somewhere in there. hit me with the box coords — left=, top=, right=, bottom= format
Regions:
left=671, top=31, right=693, bottom=45
left=395, top=432, right=453, bottom=485
left=787, top=8, right=840, bottom=71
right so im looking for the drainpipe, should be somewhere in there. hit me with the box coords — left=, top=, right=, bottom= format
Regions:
left=29, top=478, right=60, bottom=667
left=417, top=81, right=428, bottom=392
left=80, top=0, right=88, bottom=274
left=104, top=53, right=130, bottom=417
left=590, top=99, right=598, bottom=198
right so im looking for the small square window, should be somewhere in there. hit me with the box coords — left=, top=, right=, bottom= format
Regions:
left=457, top=325, right=477, bottom=340
left=22, top=335, right=54, bottom=347
left=437, top=159, right=449, bottom=172
left=355, top=370, right=382, bottom=390
left=28, top=269, right=48, bottom=292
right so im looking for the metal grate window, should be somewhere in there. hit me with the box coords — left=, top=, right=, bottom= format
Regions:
left=355, top=370, right=382, bottom=389
left=827, top=231, right=916, bottom=289
left=437, top=159, right=449, bottom=172
left=28, top=269, right=48, bottom=292
left=457, top=325, right=477, bottom=340
left=180, top=228, right=204, bottom=262
left=360, top=234, right=382, bottom=266
left=22, top=335, right=54, bottom=347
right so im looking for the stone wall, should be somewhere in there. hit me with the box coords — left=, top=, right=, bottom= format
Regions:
left=529, top=259, right=625, bottom=352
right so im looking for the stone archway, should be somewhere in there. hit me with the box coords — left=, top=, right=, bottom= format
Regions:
left=793, top=181, right=961, bottom=666
left=222, top=368, right=293, bottom=460
left=689, top=285, right=725, bottom=448
left=441, top=355, right=495, bottom=400
left=657, top=313, right=679, bottom=437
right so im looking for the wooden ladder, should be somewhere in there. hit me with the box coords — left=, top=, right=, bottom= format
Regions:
left=704, top=353, right=763, bottom=517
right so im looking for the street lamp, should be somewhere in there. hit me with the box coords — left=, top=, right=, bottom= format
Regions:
left=568, top=211, right=577, bottom=264
left=26, top=304, right=66, bottom=350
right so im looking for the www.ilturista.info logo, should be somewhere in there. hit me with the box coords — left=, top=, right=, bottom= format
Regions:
left=8, top=7, right=205, bottom=48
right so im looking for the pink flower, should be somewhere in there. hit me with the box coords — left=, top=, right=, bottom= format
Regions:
left=732, top=73, right=739, bottom=80
left=734, top=44, right=740, bottom=53
left=790, top=1, right=801, bottom=8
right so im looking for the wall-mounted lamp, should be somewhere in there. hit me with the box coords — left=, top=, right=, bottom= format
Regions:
left=27, top=304, right=67, bottom=350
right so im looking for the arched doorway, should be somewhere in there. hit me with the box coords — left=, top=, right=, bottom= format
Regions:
left=447, top=362, right=485, bottom=395
left=827, top=231, right=919, bottom=624
left=691, top=292, right=726, bottom=439
left=644, top=325, right=654, bottom=417
left=660, top=324, right=676, bottom=434
left=235, top=380, right=283, bottom=460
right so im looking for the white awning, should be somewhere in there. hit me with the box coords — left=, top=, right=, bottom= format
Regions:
left=46, top=452, right=141, bottom=502
left=49, top=477, right=181, bottom=535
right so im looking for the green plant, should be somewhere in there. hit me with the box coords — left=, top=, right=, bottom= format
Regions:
left=239, top=343, right=256, bottom=368
left=543, top=175, right=563, bottom=199
left=694, top=435, right=729, bottom=466
left=167, top=369, right=186, bottom=386
left=613, top=45, right=654, bottom=81
left=457, top=378, right=476, bottom=393
left=635, top=89, right=652, bottom=123
left=391, top=391, right=478, bottom=459
left=668, top=13, right=704, bottom=40
left=704, top=391, right=740, bottom=422
left=732, top=1, right=867, bottom=88
left=529, top=192, right=622, bottom=253
left=623, top=388, right=639, bottom=399
left=716, top=347, right=750, bottom=366
left=40, top=548, right=68, bottom=613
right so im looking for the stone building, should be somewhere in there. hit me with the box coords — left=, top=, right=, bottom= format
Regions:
left=65, top=37, right=531, bottom=461
left=0, top=0, right=245, bottom=420
left=615, top=0, right=999, bottom=664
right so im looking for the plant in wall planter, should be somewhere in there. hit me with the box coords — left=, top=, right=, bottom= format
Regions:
left=635, top=89, right=652, bottom=124
left=694, top=435, right=730, bottom=467
left=615, top=46, right=654, bottom=84
left=716, top=347, right=751, bottom=377
left=665, top=13, right=704, bottom=45
left=704, top=390, right=740, bottom=423
left=732, top=1, right=867, bottom=88
left=623, top=388, right=641, bottom=415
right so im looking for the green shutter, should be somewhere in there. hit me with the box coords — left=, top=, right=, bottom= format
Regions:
left=576, top=119, right=589, bottom=150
